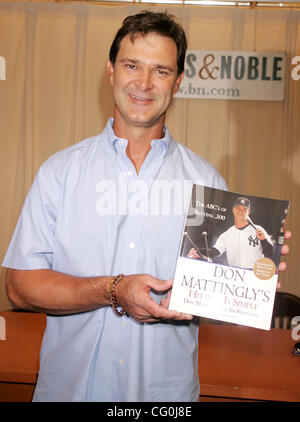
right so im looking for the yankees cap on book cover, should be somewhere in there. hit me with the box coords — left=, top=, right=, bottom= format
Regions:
left=234, top=197, right=250, bottom=210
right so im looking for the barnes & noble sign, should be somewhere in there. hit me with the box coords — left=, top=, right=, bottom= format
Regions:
left=175, top=51, right=286, bottom=101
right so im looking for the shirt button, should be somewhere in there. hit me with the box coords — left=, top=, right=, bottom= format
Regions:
left=122, top=321, right=127, bottom=327
left=119, top=359, right=124, bottom=366
left=129, top=242, right=135, bottom=249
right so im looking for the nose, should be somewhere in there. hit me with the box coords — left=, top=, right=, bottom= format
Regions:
left=135, top=69, right=153, bottom=91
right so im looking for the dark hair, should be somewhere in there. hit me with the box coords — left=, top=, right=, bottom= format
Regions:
left=109, top=10, right=187, bottom=75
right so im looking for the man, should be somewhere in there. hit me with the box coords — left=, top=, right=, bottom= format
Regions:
left=212, top=197, right=274, bottom=269
left=2, top=11, right=290, bottom=402
left=187, top=197, right=274, bottom=270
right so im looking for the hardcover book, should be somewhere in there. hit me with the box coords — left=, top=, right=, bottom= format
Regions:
left=169, top=184, right=290, bottom=330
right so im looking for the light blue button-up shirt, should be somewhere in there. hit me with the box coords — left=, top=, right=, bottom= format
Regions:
left=2, top=119, right=227, bottom=402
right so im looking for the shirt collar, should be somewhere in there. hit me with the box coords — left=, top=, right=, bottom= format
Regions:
left=104, top=118, right=171, bottom=158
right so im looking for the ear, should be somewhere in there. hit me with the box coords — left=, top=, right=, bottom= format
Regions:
left=107, top=60, right=114, bottom=86
left=173, top=71, right=184, bottom=95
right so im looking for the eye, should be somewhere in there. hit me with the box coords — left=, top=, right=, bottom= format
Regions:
left=125, top=64, right=136, bottom=70
left=156, top=69, right=169, bottom=76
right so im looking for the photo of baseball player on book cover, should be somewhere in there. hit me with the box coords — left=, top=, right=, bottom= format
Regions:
left=169, top=184, right=290, bottom=330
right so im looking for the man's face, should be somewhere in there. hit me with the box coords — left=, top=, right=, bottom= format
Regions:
left=107, top=33, right=184, bottom=130
left=232, top=205, right=249, bottom=223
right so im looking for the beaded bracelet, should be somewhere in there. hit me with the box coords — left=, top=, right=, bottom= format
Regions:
left=110, top=274, right=127, bottom=316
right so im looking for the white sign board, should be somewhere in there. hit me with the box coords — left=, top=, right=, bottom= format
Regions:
left=175, top=51, right=286, bottom=101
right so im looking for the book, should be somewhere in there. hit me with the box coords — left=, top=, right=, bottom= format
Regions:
left=169, top=184, right=290, bottom=330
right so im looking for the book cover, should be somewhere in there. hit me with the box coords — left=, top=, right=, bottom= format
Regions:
left=169, top=184, right=290, bottom=330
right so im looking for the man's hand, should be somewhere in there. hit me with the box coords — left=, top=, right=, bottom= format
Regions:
left=256, top=228, right=266, bottom=240
left=187, top=248, right=200, bottom=259
left=114, top=274, right=193, bottom=323
left=275, top=229, right=292, bottom=289
left=278, top=229, right=292, bottom=272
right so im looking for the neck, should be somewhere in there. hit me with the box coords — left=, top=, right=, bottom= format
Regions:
left=235, top=221, right=248, bottom=229
left=112, top=115, right=165, bottom=174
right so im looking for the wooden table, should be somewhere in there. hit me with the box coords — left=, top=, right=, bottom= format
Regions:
left=198, top=323, right=300, bottom=402
left=1, top=312, right=299, bottom=402
left=0, top=311, right=46, bottom=402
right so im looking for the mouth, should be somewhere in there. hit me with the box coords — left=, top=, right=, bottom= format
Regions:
left=129, top=94, right=154, bottom=103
